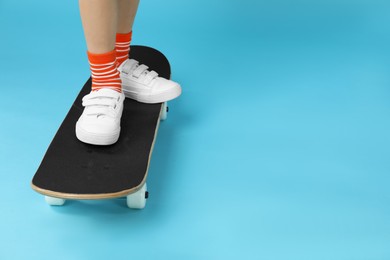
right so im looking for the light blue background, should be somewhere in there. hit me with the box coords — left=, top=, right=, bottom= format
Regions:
left=1, top=0, right=390, bottom=259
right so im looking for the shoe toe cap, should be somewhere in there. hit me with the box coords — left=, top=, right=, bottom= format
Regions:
left=155, top=77, right=181, bottom=93
left=78, top=116, right=120, bottom=134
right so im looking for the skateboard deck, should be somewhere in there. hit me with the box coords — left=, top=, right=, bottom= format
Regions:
left=31, top=46, right=170, bottom=208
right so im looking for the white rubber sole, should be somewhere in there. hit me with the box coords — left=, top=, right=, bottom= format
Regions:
left=122, top=85, right=181, bottom=104
left=75, top=122, right=120, bottom=145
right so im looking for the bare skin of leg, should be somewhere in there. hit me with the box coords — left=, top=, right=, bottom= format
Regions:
left=79, top=0, right=118, bottom=54
left=117, top=0, right=140, bottom=34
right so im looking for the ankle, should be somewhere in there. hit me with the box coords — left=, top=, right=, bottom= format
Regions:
left=115, top=31, right=132, bottom=66
left=87, top=49, right=122, bottom=93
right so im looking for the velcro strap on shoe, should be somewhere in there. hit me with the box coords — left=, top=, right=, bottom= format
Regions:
left=85, top=106, right=115, bottom=117
left=83, top=90, right=120, bottom=101
left=133, top=64, right=149, bottom=78
left=82, top=98, right=117, bottom=108
left=144, top=70, right=158, bottom=83
left=121, top=59, right=138, bottom=75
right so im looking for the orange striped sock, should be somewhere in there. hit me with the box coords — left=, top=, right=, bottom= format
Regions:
left=87, top=49, right=122, bottom=93
left=115, top=31, right=132, bottom=66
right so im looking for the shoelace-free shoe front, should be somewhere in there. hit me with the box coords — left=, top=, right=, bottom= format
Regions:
left=120, top=59, right=159, bottom=85
left=81, top=90, right=122, bottom=118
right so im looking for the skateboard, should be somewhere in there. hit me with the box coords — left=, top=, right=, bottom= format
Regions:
left=31, top=46, right=171, bottom=209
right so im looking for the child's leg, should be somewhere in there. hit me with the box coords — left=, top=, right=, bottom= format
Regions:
left=79, top=0, right=121, bottom=92
left=76, top=0, right=124, bottom=146
left=117, top=0, right=140, bottom=34
left=79, top=0, right=117, bottom=54
left=115, top=0, right=182, bottom=104
left=116, top=0, right=140, bottom=65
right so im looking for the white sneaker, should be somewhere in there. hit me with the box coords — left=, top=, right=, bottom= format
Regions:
left=118, top=59, right=181, bottom=103
left=75, top=88, right=125, bottom=145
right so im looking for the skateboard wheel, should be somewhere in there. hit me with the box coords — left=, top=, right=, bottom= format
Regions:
left=160, top=102, right=168, bottom=121
left=45, top=196, right=66, bottom=206
left=126, top=183, right=147, bottom=209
